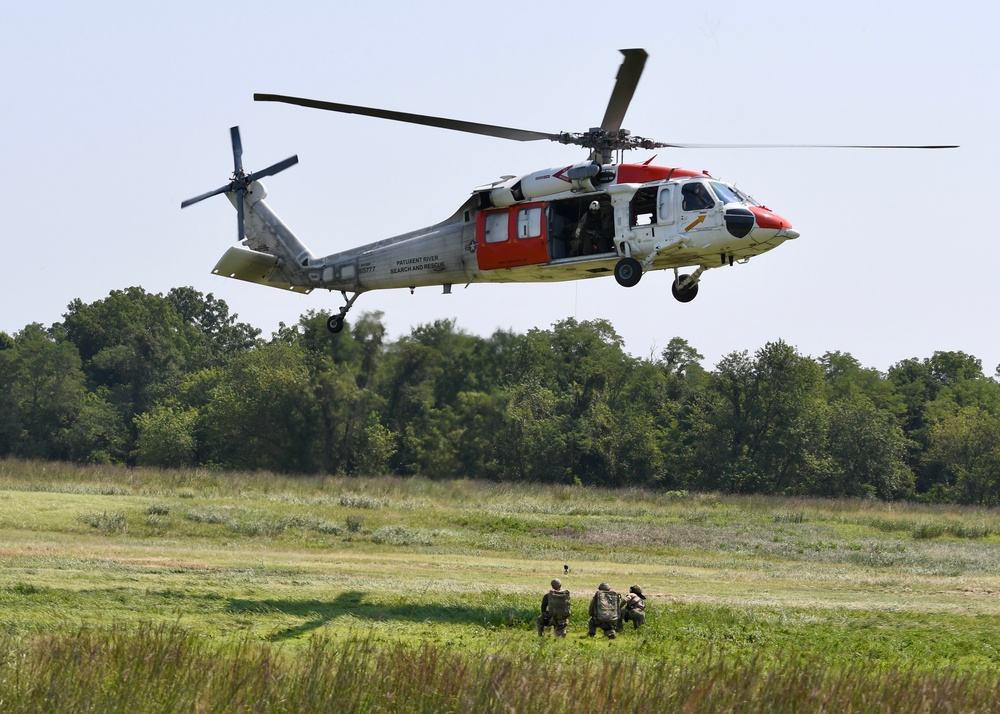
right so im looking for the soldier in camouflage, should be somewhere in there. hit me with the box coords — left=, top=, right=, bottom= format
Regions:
left=588, top=582, right=621, bottom=639
left=537, top=578, right=571, bottom=637
left=621, top=584, right=646, bottom=629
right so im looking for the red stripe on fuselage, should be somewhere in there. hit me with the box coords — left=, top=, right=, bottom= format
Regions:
left=615, top=164, right=704, bottom=183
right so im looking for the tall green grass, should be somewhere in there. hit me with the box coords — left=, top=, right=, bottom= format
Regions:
left=0, top=624, right=996, bottom=713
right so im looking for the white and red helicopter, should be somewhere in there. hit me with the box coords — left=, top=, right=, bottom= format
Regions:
left=182, top=49, right=955, bottom=333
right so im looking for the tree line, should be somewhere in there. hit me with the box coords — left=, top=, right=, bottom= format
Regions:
left=2, top=286, right=999, bottom=504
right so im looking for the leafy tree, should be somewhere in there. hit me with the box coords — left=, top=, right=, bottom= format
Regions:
left=200, top=340, right=318, bottom=472
left=6, top=280, right=998, bottom=502
left=683, top=341, right=827, bottom=494
left=349, top=411, right=396, bottom=476
left=296, top=310, right=364, bottom=367
left=61, top=288, right=199, bottom=442
left=660, top=336, right=705, bottom=382
left=493, top=318, right=668, bottom=486
left=0, top=334, right=19, bottom=454
left=352, top=311, right=387, bottom=389
left=309, top=354, right=367, bottom=474
left=375, top=319, right=501, bottom=477
left=825, top=394, right=913, bottom=500
left=377, top=337, right=445, bottom=475
left=928, top=406, right=1000, bottom=505
left=890, top=351, right=993, bottom=494
left=928, top=350, right=984, bottom=386
left=133, top=405, right=198, bottom=468
left=820, top=351, right=901, bottom=414
left=0, top=323, right=119, bottom=461
left=165, top=287, right=260, bottom=363
left=497, top=375, right=568, bottom=482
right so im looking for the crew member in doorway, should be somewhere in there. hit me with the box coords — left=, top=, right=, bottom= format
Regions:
left=569, top=201, right=604, bottom=257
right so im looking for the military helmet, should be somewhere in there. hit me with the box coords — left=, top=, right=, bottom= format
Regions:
left=629, top=584, right=643, bottom=596
left=598, top=582, right=610, bottom=591
left=589, top=200, right=600, bottom=212
left=551, top=578, right=562, bottom=590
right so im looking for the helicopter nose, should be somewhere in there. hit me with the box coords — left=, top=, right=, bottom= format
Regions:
left=749, top=206, right=791, bottom=230
left=749, top=206, right=798, bottom=240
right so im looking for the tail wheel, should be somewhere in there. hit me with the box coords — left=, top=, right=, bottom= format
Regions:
left=614, top=257, right=642, bottom=288
left=327, top=315, right=345, bottom=334
left=672, top=274, right=699, bottom=303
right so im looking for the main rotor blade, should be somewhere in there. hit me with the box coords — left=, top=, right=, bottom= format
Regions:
left=600, top=48, right=648, bottom=134
left=230, top=126, right=243, bottom=174
left=655, top=143, right=960, bottom=149
left=255, top=93, right=560, bottom=143
left=181, top=184, right=231, bottom=209
left=248, top=155, right=299, bottom=182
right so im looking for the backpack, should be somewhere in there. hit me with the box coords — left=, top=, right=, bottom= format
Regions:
left=593, top=590, right=620, bottom=624
left=548, top=590, right=571, bottom=619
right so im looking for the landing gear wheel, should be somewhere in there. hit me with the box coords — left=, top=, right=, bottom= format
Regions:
left=614, top=257, right=642, bottom=288
left=326, top=314, right=345, bottom=334
left=671, top=274, right=699, bottom=303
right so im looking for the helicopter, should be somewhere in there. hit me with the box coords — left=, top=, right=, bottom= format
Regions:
left=182, top=49, right=956, bottom=334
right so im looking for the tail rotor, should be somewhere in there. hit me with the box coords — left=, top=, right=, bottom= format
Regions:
left=181, top=126, right=298, bottom=242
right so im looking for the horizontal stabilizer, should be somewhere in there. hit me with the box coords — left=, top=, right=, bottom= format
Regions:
left=211, top=247, right=313, bottom=294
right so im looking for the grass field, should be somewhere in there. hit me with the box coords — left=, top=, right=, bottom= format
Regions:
left=1, top=458, right=999, bottom=711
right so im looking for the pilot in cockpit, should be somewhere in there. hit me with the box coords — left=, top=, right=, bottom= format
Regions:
left=682, top=183, right=714, bottom=211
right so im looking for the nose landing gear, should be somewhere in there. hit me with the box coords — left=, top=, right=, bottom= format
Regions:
left=671, top=266, right=706, bottom=303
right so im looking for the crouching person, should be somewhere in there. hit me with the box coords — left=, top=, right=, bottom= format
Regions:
left=588, top=582, right=621, bottom=639
left=621, top=584, right=646, bottom=629
left=537, top=578, right=571, bottom=637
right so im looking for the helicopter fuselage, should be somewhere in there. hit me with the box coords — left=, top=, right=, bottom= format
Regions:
left=218, top=161, right=798, bottom=303
left=187, top=48, right=950, bottom=333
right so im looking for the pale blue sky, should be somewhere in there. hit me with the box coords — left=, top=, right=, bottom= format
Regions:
left=2, top=1, right=995, bottom=373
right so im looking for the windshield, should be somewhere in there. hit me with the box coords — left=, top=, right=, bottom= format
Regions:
left=709, top=181, right=743, bottom=205
left=730, top=184, right=760, bottom=206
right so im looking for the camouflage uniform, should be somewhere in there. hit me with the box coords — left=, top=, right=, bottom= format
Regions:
left=537, top=579, right=570, bottom=637
left=621, top=584, right=646, bottom=629
left=588, top=583, right=621, bottom=639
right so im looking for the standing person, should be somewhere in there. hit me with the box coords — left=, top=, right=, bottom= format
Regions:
left=569, top=201, right=602, bottom=257
left=621, top=584, right=646, bottom=630
left=588, top=582, right=621, bottom=639
left=537, top=578, right=571, bottom=637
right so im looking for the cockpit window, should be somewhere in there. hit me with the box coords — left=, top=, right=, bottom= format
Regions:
left=709, top=181, right=742, bottom=205
left=681, top=182, right=715, bottom=211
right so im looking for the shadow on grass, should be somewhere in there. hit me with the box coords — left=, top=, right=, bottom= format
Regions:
left=226, top=590, right=533, bottom=642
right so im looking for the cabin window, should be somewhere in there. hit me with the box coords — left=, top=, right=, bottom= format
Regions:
left=630, top=187, right=658, bottom=226
left=658, top=186, right=674, bottom=224
left=484, top=211, right=508, bottom=243
left=516, top=206, right=542, bottom=239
